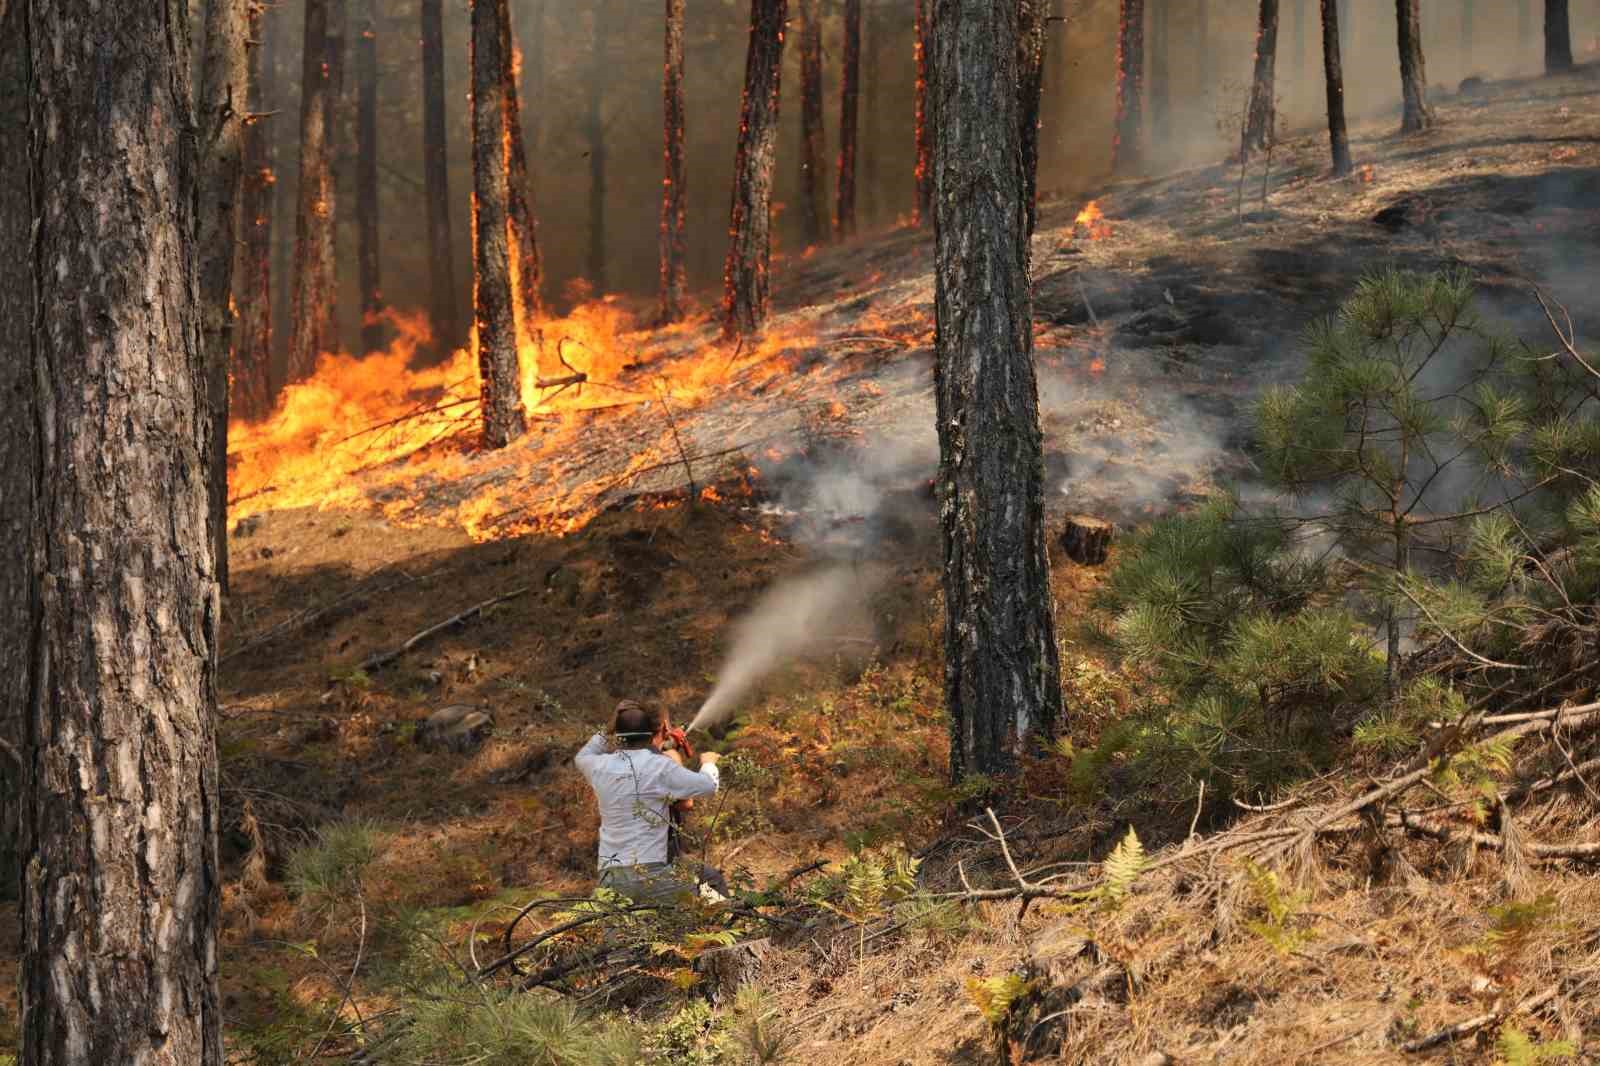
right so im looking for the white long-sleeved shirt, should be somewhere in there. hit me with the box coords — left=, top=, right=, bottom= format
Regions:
left=574, top=734, right=720, bottom=870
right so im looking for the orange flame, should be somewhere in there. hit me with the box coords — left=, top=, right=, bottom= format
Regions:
left=1074, top=200, right=1113, bottom=240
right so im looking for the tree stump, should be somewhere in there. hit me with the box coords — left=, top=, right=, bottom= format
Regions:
left=696, top=937, right=771, bottom=1003
left=1061, top=514, right=1114, bottom=566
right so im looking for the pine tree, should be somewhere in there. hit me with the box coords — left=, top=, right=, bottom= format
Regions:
left=722, top=0, right=789, bottom=339
left=502, top=0, right=544, bottom=330
left=798, top=0, right=828, bottom=246
left=288, top=0, right=335, bottom=382
left=932, top=0, right=1064, bottom=778
left=420, top=0, right=461, bottom=351
left=659, top=0, right=689, bottom=321
left=1320, top=0, right=1352, bottom=175
left=357, top=0, right=384, bottom=355
left=914, top=0, right=935, bottom=224
left=1018, top=0, right=1049, bottom=245
left=1395, top=0, right=1433, bottom=133
left=1244, top=0, right=1282, bottom=155
left=1545, top=0, right=1573, bottom=72
left=1114, top=0, right=1146, bottom=174
left=235, top=0, right=276, bottom=420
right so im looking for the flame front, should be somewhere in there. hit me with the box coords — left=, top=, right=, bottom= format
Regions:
left=1074, top=200, right=1112, bottom=240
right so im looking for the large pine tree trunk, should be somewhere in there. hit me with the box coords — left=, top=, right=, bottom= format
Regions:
left=0, top=1, right=32, bottom=900
left=236, top=0, right=276, bottom=421
left=501, top=0, right=544, bottom=331
left=1320, top=0, right=1353, bottom=176
left=1114, top=0, right=1146, bottom=174
left=1244, top=0, right=1282, bottom=154
left=22, top=1, right=224, bottom=1061
left=289, top=0, right=334, bottom=382
left=931, top=0, right=1064, bottom=779
left=1546, top=0, right=1573, bottom=72
left=836, top=0, right=862, bottom=238
left=472, top=0, right=527, bottom=448
left=198, top=0, right=248, bottom=598
left=659, top=0, right=689, bottom=322
left=586, top=2, right=613, bottom=291
left=357, top=0, right=383, bottom=355
left=1018, top=0, right=1048, bottom=245
left=324, top=0, right=348, bottom=347
left=798, top=0, right=828, bottom=246
left=914, top=0, right=934, bottom=224
left=421, top=0, right=461, bottom=352
left=722, top=0, right=789, bottom=339
left=1395, top=0, right=1432, bottom=132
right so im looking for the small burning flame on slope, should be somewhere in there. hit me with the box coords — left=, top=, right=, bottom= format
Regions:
left=1074, top=200, right=1113, bottom=240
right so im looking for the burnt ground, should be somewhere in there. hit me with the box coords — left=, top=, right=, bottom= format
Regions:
left=3, top=61, right=1600, bottom=1066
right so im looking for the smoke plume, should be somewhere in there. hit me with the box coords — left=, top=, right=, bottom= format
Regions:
left=689, top=564, right=877, bottom=731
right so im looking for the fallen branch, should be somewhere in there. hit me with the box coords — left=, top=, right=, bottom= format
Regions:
left=1401, top=984, right=1561, bottom=1053
left=222, top=567, right=417, bottom=664
left=358, top=587, right=529, bottom=673
left=1393, top=811, right=1600, bottom=860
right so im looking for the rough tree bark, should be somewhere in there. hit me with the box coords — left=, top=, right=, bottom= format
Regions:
left=1018, top=0, right=1048, bottom=245
left=235, top=0, right=276, bottom=421
left=420, top=0, right=461, bottom=351
left=0, top=0, right=31, bottom=900
left=862, top=0, right=883, bottom=225
left=501, top=0, right=544, bottom=331
left=197, top=0, right=248, bottom=598
left=1114, top=0, right=1146, bottom=174
left=22, top=1, right=224, bottom=1062
left=722, top=0, right=789, bottom=340
left=1546, top=0, right=1573, bottom=72
left=357, top=0, right=383, bottom=355
left=798, top=0, right=827, bottom=246
left=836, top=0, right=862, bottom=238
left=586, top=1, right=615, bottom=291
left=471, top=0, right=527, bottom=449
left=1395, top=0, right=1432, bottom=133
left=1320, top=0, right=1353, bottom=176
left=289, top=0, right=334, bottom=382
left=931, top=0, right=1065, bottom=779
left=1244, top=0, right=1282, bottom=155
left=659, top=0, right=689, bottom=322
left=914, top=0, right=934, bottom=224
left=324, top=0, right=347, bottom=343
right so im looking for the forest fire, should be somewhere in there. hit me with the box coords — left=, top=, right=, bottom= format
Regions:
left=1074, top=199, right=1113, bottom=239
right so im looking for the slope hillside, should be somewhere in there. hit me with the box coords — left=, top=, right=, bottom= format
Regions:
left=4, top=61, right=1600, bottom=1066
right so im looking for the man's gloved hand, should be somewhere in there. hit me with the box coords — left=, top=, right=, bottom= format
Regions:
left=699, top=751, right=721, bottom=768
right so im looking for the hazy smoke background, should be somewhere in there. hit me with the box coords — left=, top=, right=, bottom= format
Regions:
left=254, top=0, right=1590, bottom=383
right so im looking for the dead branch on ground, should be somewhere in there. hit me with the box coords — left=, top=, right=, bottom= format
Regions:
left=358, top=587, right=529, bottom=673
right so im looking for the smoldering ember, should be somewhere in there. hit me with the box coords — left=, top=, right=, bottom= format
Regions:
left=5, top=2, right=1600, bottom=1064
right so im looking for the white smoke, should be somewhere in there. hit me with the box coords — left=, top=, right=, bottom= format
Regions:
left=688, top=565, right=879, bottom=732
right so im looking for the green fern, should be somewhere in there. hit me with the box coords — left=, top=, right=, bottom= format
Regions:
left=1098, top=827, right=1147, bottom=907
left=1495, top=1026, right=1575, bottom=1065
left=1242, top=861, right=1313, bottom=956
left=965, top=973, right=1034, bottom=1028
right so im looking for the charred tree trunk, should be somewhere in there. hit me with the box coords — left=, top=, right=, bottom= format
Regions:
left=1395, top=0, right=1433, bottom=132
left=357, top=0, right=383, bottom=355
left=198, top=0, right=248, bottom=598
left=1320, top=0, right=1353, bottom=175
left=23, top=0, right=224, bottom=1062
left=421, top=0, right=461, bottom=352
left=1244, top=0, right=1282, bottom=155
left=324, top=0, right=347, bottom=347
left=289, top=0, right=335, bottom=382
left=1018, top=0, right=1048, bottom=245
left=586, top=2, right=613, bottom=291
left=472, top=0, right=527, bottom=449
left=659, top=0, right=689, bottom=321
left=798, top=0, right=827, bottom=246
left=1114, top=0, right=1146, bottom=174
left=836, top=0, right=862, bottom=238
left=862, top=0, right=883, bottom=225
left=931, top=0, right=1065, bottom=779
left=722, top=0, right=789, bottom=339
left=914, top=0, right=935, bottom=224
left=1546, top=0, right=1573, bottom=72
left=236, top=0, right=276, bottom=421
left=0, top=1, right=31, bottom=900
left=501, top=0, right=544, bottom=332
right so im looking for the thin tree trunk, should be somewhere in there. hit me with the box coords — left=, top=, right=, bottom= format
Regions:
left=501, top=0, right=544, bottom=331
left=914, top=0, right=934, bottom=224
left=421, top=0, right=461, bottom=352
left=289, top=0, right=335, bottom=382
left=722, top=0, right=789, bottom=339
left=798, top=0, right=827, bottom=246
left=269, top=6, right=291, bottom=389
left=862, top=0, right=883, bottom=226
left=0, top=0, right=32, bottom=902
left=1018, top=0, right=1048, bottom=245
left=1321, top=0, right=1353, bottom=175
left=1546, top=0, right=1573, bottom=71
left=325, top=0, right=347, bottom=350
left=198, top=0, right=248, bottom=598
left=1244, top=0, right=1282, bottom=154
left=236, top=0, right=276, bottom=421
left=1395, top=0, right=1433, bottom=132
left=836, top=0, right=862, bottom=238
left=1114, top=0, right=1146, bottom=174
left=660, top=0, right=689, bottom=321
left=357, top=0, right=383, bottom=354
left=22, top=1, right=224, bottom=1062
left=586, top=1, right=612, bottom=291
left=931, top=0, right=1064, bottom=780
left=472, top=0, right=527, bottom=448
